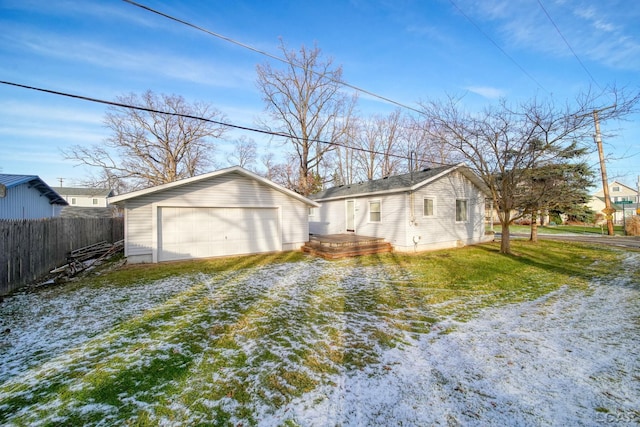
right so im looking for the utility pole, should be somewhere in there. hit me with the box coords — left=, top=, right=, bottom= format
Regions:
left=592, top=107, right=616, bottom=236
left=57, top=177, right=64, bottom=187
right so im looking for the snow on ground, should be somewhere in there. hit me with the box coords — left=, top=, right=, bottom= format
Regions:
left=287, top=255, right=640, bottom=426
left=0, top=273, right=207, bottom=381
left=0, top=253, right=638, bottom=426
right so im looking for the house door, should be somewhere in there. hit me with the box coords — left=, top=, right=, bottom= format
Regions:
left=346, top=200, right=355, bottom=232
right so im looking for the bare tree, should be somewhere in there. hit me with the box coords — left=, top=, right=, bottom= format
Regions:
left=256, top=41, right=357, bottom=195
left=259, top=152, right=276, bottom=181
left=63, top=90, right=227, bottom=191
left=350, top=110, right=406, bottom=181
left=79, top=168, right=127, bottom=195
left=227, top=136, right=257, bottom=170
left=405, top=116, right=464, bottom=171
left=419, top=88, right=639, bottom=254
left=325, top=117, right=359, bottom=186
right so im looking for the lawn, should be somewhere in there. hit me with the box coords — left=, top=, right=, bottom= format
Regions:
left=508, top=223, right=626, bottom=235
left=0, top=241, right=638, bottom=425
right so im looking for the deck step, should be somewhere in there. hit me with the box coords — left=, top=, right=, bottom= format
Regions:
left=302, top=235, right=392, bottom=259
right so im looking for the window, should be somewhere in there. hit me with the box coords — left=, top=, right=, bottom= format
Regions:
left=423, top=198, right=434, bottom=216
left=308, top=207, right=317, bottom=217
left=71, top=197, right=76, bottom=205
left=455, top=199, right=468, bottom=222
left=92, top=198, right=99, bottom=205
left=612, top=186, right=620, bottom=192
left=369, top=200, right=381, bottom=222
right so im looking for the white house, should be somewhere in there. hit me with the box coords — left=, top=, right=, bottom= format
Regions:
left=0, top=174, right=67, bottom=220
left=108, top=166, right=319, bottom=263
left=51, top=187, right=113, bottom=207
left=309, top=163, right=493, bottom=252
left=588, top=179, right=640, bottom=224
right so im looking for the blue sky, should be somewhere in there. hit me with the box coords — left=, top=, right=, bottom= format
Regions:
left=1, top=0, right=638, bottom=190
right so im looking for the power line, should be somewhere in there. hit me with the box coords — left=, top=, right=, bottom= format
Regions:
left=447, top=0, right=548, bottom=93
left=0, top=80, right=447, bottom=166
left=122, top=0, right=425, bottom=115
left=535, top=0, right=603, bottom=92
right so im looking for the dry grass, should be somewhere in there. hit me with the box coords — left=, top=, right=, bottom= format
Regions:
left=625, top=215, right=640, bottom=236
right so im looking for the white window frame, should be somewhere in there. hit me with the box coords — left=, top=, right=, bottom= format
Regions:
left=423, top=197, right=435, bottom=217
left=369, top=200, right=381, bottom=223
left=92, top=198, right=99, bottom=205
left=455, top=199, right=468, bottom=222
left=308, top=207, right=317, bottom=218
left=71, top=197, right=77, bottom=205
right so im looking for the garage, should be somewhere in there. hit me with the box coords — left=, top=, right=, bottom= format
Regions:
left=108, top=166, right=318, bottom=264
left=158, top=207, right=281, bottom=262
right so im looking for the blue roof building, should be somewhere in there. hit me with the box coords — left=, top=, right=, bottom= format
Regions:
left=0, top=174, right=68, bottom=220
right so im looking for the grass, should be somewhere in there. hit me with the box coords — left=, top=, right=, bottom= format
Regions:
left=0, top=240, right=632, bottom=425
left=509, top=224, right=626, bottom=236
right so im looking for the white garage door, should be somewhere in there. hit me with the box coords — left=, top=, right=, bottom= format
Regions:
left=158, top=207, right=281, bottom=261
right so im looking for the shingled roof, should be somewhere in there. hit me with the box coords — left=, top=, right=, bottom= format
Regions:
left=310, top=163, right=490, bottom=201
left=51, top=187, right=113, bottom=198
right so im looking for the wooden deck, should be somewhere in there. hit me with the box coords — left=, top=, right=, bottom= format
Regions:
left=301, top=234, right=392, bottom=259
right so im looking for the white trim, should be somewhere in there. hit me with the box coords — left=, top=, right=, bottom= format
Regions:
left=109, top=166, right=319, bottom=207
left=422, top=197, right=436, bottom=217
left=151, top=202, right=159, bottom=263
left=368, top=199, right=382, bottom=223
left=346, top=199, right=356, bottom=232
left=455, top=199, right=469, bottom=223
left=123, top=207, right=129, bottom=257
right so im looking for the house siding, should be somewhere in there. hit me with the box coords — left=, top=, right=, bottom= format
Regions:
left=122, top=172, right=309, bottom=262
left=0, top=183, right=58, bottom=219
left=404, top=171, right=486, bottom=251
left=63, top=195, right=109, bottom=207
left=356, top=194, right=408, bottom=246
left=310, top=170, right=488, bottom=252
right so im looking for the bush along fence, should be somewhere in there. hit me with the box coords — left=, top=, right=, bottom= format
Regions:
left=0, top=217, right=124, bottom=296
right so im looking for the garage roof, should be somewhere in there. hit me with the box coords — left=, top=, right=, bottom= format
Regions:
left=108, top=166, right=319, bottom=207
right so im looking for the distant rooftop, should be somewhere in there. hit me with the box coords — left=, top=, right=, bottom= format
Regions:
left=51, top=187, right=113, bottom=197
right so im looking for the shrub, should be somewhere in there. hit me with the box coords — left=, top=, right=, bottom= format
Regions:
left=625, top=216, right=640, bottom=236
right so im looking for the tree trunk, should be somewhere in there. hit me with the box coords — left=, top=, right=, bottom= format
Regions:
left=530, top=211, right=538, bottom=242
left=500, top=223, right=511, bottom=254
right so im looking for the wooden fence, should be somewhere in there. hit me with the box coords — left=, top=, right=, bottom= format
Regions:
left=0, top=217, right=124, bottom=296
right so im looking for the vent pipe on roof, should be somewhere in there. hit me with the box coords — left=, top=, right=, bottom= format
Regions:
left=410, top=150, right=415, bottom=183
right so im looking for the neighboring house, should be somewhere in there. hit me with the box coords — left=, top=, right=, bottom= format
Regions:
left=309, top=163, right=493, bottom=252
left=108, top=166, right=319, bottom=263
left=52, top=187, right=113, bottom=207
left=0, top=174, right=67, bottom=219
left=588, top=179, right=640, bottom=224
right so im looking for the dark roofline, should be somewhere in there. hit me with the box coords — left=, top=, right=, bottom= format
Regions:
left=310, top=163, right=490, bottom=201
left=51, top=187, right=113, bottom=197
left=28, top=178, right=68, bottom=206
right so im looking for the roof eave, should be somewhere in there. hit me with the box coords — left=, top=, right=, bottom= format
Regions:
left=108, top=166, right=319, bottom=207
left=314, top=164, right=472, bottom=202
